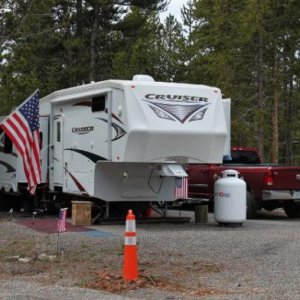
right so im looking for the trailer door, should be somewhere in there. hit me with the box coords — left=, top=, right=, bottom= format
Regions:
left=53, top=115, right=64, bottom=187
left=40, top=116, right=49, bottom=183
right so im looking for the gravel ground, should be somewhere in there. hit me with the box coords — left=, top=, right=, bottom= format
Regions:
left=0, top=209, right=299, bottom=299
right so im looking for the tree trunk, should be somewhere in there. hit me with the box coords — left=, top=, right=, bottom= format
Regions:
left=89, top=3, right=100, bottom=82
left=257, top=34, right=264, bottom=162
left=271, top=54, right=279, bottom=163
left=76, top=0, right=83, bottom=37
left=285, top=78, right=294, bottom=164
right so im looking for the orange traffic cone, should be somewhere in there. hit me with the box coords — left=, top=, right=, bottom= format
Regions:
left=123, top=209, right=138, bottom=281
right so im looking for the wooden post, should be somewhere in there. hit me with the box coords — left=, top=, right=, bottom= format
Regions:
left=194, top=205, right=208, bottom=223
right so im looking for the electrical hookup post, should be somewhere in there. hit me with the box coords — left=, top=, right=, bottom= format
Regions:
left=32, top=211, right=38, bottom=257
left=56, top=208, right=68, bottom=256
left=9, top=208, right=14, bottom=229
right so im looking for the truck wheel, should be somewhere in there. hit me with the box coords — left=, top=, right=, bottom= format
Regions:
left=246, top=191, right=256, bottom=219
left=283, top=203, right=300, bottom=218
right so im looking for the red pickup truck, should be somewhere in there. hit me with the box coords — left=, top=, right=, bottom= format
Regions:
left=187, top=147, right=300, bottom=218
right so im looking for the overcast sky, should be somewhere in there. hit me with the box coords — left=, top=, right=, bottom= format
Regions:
left=160, top=0, right=185, bottom=21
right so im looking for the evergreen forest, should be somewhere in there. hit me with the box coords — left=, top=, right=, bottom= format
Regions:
left=0, top=0, right=300, bottom=164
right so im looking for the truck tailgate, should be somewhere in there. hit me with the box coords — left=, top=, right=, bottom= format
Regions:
left=270, top=166, right=300, bottom=189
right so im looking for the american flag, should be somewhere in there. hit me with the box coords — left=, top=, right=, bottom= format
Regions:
left=0, top=90, right=41, bottom=194
left=174, top=177, right=188, bottom=199
left=57, top=208, right=68, bottom=233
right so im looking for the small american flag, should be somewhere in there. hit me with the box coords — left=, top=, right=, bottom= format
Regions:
left=174, top=177, right=188, bottom=199
left=0, top=90, right=41, bottom=194
left=57, top=208, right=68, bottom=233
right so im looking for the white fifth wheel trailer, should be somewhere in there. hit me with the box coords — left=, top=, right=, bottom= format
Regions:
left=0, top=75, right=229, bottom=217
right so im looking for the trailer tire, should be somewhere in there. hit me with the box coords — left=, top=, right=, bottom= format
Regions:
left=246, top=191, right=256, bottom=219
left=283, top=203, right=300, bottom=218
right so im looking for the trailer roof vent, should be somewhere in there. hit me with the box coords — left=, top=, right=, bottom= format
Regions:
left=132, top=75, right=155, bottom=82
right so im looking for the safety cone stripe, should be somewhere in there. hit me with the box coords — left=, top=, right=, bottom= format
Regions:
left=125, top=236, right=137, bottom=245
left=125, top=220, right=136, bottom=232
left=125, top=231, right=136, bottom=237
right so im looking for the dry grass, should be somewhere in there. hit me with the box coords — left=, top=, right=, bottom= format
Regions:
left=85, top=270, right=229, bottom=298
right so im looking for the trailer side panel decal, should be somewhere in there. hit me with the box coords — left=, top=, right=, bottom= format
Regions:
left=65, top=148, right=107, bottom=163
left=0, top=161, right=16, bottom=173
left=146, top=102, right=209, bottom=123
left=97, top=118, right=126, bottom=141
left=64, top=167, right=88, bottom=194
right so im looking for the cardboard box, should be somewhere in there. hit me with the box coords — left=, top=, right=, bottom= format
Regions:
left=71, top=201, right=93, bottom=226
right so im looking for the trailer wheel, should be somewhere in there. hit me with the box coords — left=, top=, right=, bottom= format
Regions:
left=283, top=202, right=300, bottom=218
left=246, top=191, right=256, bottom=219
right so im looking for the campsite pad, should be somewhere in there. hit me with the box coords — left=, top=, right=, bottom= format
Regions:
left=16, top=218, right=94, bottom=234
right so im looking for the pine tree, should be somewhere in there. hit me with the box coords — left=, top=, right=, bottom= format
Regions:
left=158, top=14, right=185, bottom=82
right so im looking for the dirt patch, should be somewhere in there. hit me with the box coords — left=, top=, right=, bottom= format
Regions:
left=85, top=270, right=229, bottom=298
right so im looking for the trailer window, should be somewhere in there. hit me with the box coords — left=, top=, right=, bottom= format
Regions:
left=223, top=150, right=261, bottom=164
left=39, top=132, right=43, bottom=149
left=56, top=122, right=61, bottom=142
left=92, top=95, right=106, bottom=112
left=4, top=134, right=12, bottom=154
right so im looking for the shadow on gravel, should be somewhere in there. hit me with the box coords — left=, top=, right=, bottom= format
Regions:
left=253, top=210, right=290, bottom=220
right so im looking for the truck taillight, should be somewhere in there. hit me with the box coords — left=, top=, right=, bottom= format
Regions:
left=264, top=172, right=274, bottom=186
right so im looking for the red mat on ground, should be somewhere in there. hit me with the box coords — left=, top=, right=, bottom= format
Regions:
left=16, top=218, right=93, bottom=234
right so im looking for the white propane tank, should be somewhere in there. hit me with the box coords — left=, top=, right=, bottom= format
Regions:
left=214, top=169, right=246, bottom=225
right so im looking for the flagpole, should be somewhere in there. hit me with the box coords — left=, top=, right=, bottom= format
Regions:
left=33, top=211, right=37, bottom=257
left=57, top=231, right=60, bottom=253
